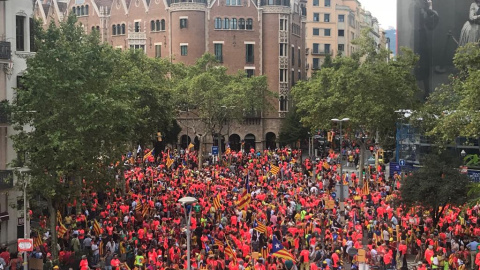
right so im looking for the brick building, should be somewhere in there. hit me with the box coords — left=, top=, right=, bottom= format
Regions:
left=35, top=0, right=307, bottom=152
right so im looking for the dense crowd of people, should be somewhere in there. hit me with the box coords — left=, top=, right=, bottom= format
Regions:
left=14, top=144, right=480, bottom=270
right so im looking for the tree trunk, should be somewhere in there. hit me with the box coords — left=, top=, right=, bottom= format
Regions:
left=47, top=199, right=59, bottom=261
left=198, top=136, right=204, bottom=169
left=75, top=175, right=82, bottom=215
left=359, top=143, right=365, bottom=187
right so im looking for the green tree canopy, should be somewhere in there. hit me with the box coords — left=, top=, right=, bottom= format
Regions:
left=9, top=15, right=175, bottom=258
left=291, top=30, right=419, bottom=182
left=399, top=152, right=471, bottom=227
left=421, top=43, right=480, bottom=144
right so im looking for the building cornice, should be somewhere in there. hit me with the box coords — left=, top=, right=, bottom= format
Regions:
left=261, top=5, right=290, bottom=14
left=169, top=2, right=207, bottom=11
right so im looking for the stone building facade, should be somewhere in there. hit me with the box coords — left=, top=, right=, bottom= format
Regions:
left=35, top=0, right=307, bottom=152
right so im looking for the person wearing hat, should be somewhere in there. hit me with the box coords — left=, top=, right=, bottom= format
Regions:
left=79, top=255, right=89, bottom=270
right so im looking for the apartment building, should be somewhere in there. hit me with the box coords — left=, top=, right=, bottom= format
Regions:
left=0, top=0, right=34, bottom=248
left=35, top=0, right=306, bottom=152
left=305, top=0, right=382, bottom=77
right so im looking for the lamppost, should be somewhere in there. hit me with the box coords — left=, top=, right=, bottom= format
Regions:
left=331, top=118, right=350, bottom=225
left=178, top=196, right=198, bottom=270
left=16, top=168, right=30, bottom=270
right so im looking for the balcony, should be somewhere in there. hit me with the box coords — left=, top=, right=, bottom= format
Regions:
left=311, top=50, right=331, bottom=55
left=0, top=171, right=13, bottom=190
left=0, top=42, right=11, bottom=61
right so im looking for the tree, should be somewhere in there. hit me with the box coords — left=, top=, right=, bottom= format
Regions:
left=8, top=15, right=170, bottom=259
left=421, top=43, right=480, bottom=144
left=399, top=152, right=471, bottom=227
left=278, top=108, right=309, bottom=147
left=291, top=29, right=419, bottom=184
left=173, top=54, right=270, bottom=167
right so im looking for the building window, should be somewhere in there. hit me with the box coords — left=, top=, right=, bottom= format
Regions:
left=291, top=70, right=295, bottom=86
left=80, top=6, right=85, bottom=15
left=298, top=48, right=301, bottom=67
left=85, top=5, right=89, bottom=15
left=29, top=18, right=36, bottom=52
left=313, top=0, right=318, bottom=6
left=72, top=7, right=76, bottom=14
left=96, top=26, right=99, bottom=31
left=338, top=29, right=344, bottom=36
left=161, top=19, right=165, bottom=31
left=239, top=18, right=245, bottom=30
left=16, top=16, right=25, bottom=51
left=226, top=0, right=241, bottom=5
left=325, top=44, right=330, bottom=54
left=129, top=44, right=145, bottom=52
left=313, top=28, right=319, bottom=36
left=181, top=45, right=188, bottom=56
left=338, top=14, right=345, bottom=22
left=245, top=44, right=254, bottom=63
left=279, top=43, right=287, bottom=56
left=279, top=69, right=287, bottom=82
left=155, top=44, right=161, bottom=58
left=215, top=17, right=222, bottom=29
left=214, top=43, right=223, bottom=62
left=312, top=43, right=319, bottom=54
left=352, top=32, right=355, bottom=40
left=324, top=0, right=330, bottom=6
left=291, top=47, right=295, bottom=65
left=246, top=69, right=254, bottom=78
left=156, top=20, right=161, bottom=31
left=134, top=21, right=140, bottom=32
left=313, top=58, right=320, bottom=69
left=224, top=18, right=230, bottom=29
left=151, top=20, right=155, bottom=31
left=338, top=44, right=344, bottom=51
left=246, top=19, right=253, bottom=30
left=313, top=13, right=319, bottom=22
left=121, top=24, right=126, bottom=34
left=298, top=70, right=301, bottom=81
left=279, top=96, right=287, bottom=112
left=324, top=13, right=330, bottom=22
left=324, top=29, right=331, bottom=36
left=232, top=18, right=237, bottom=29
left=180, top=18, right=188, bottom=29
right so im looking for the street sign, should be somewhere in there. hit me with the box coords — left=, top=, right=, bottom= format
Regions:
left=17, top=239, right=33, bottom=252
left=212, top=146, right=219, bottom=156
left=399, top=159, right=406, bottom=166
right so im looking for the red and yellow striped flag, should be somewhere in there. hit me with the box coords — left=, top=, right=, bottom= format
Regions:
left=93, top=219, right=102, bottom=236
left=270, top=164, right=280, bottom=175
left=236, top=190, right=251, bottom=210
left=224, top=241, right=236, bottom=259
left=33, top=233, right=43, bottom=248
left=57, top=223, right=68, bottom=238
left=142, top=204, right=150, bottom=217
left=362, top=181, right=370, bottom=196
left=166, top=155, right=174, bottom=168
left=213, top=194, right=222, bottom=210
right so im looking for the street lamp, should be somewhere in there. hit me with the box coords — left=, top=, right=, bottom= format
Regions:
left=331, top=118, right=350, bottom=225
left=178, top=196, right=198, bottom=270
left=461, top=150, right=466, bottom=157
left=15, top=167, right=30, bottom=270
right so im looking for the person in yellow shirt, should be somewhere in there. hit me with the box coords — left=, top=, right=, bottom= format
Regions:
left=135, top=250, right=145, bottom=269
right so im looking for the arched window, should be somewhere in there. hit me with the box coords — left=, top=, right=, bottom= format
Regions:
left=214, top=17, right=222, bottom=29
left=72, top=7, right=76, bottom=15
left=161, top=19, right=165, bottom=30
left=279, top=96, right=286, bottom=111
left=231, top=18, right=237, bottom=29
left=224, top=18, right=230, bottom=29
left=112, top=24, right=117, bottom=35
left=151, top=20, right=155, bottom=31
left=121, top=24, right=126, bottom=34
left=80, top=6, right=85, bottom=16
left=96, top=26, right=100, bottom=30
left=91, top=26, right=95, bottom=31
left=246, top=18, right=253, bottom=30
left=239, top=18, right=245, bottom=29
left=156, top=20, right=160, bottom=31
left=85, top=5, right=89, bottom=15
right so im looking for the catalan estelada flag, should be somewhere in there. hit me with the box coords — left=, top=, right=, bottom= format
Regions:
left=166, top=154, right=174, bottom=168
left=93, top=219, right=102, bottom=236
left=142, top=204, right=150, bottom=217
left=213, top=194, right=222, bottom=210
left=362, top=181, right=370, bottom=196
left=253, top=219, right=267, bottom=234
left=224, top=241, right=236, bottom=259
left=143, top=149, right=154, bottom=161
left=270, top=164, right=280, bottom=175
left=271, top=235, right=295, bottom=262
left=57, top=223, right=68, bottom=238
left=236, top=175, right=251, bottom=210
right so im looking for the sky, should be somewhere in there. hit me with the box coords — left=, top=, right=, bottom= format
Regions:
left=359, top=0, right=397, bottom=29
